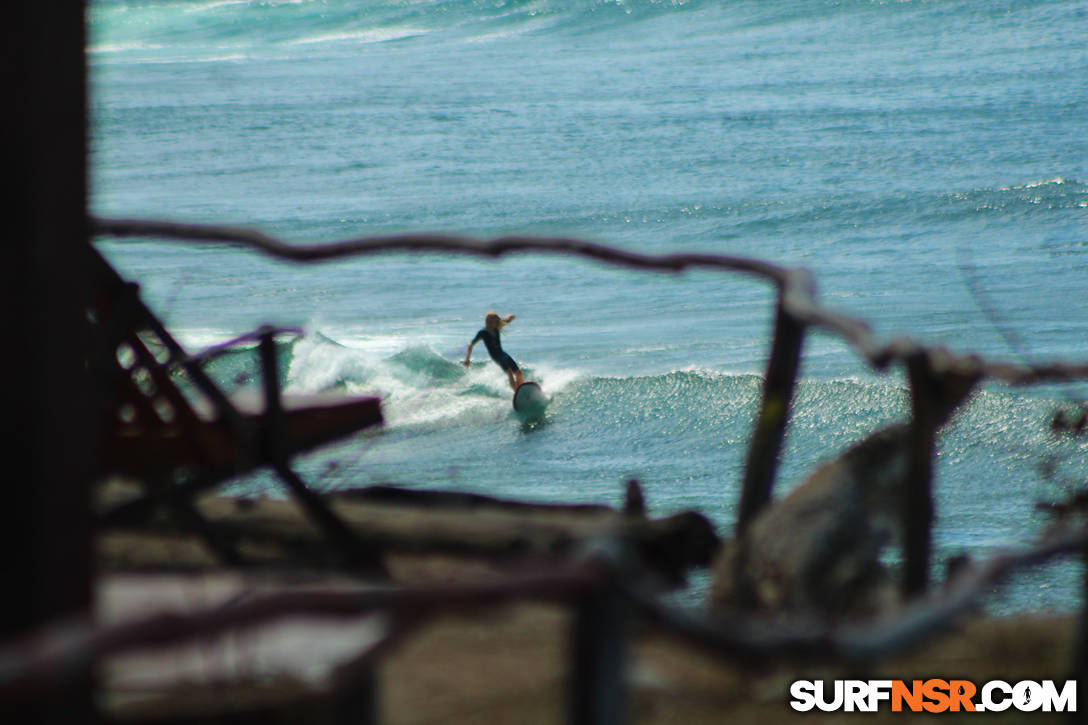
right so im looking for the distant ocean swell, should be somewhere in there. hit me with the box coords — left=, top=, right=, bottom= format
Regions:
left=200, top=330, right=1081, bottom=473
left=91, top=0, right=1053, bottom=62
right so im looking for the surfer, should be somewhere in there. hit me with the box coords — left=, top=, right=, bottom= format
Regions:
left=463, top=311, right=524, bottom=390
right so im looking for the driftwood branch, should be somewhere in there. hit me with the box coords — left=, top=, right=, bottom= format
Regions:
left=4, top=530, right=1086, bottom=697
left=93, top=217, right=789, bottom=280
left=737, top=287, right=809, bottom=534
left=0, top=561, right=601, bottom=701
left=629, top=529, right=1088, bottom=665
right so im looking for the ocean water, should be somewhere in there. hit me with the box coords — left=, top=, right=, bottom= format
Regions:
left=88, top=0, right=1088, bottom=613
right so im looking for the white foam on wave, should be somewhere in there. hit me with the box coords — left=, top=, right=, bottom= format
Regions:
left=284, top=330, right=527, bottom=429
left=182, top=0, right=258, bottom=13
left=88, top=41, right=168, bottom=55
left=525, top=362, right=583, bottom=396
left=286, top=332, right=378, bottom=394
left=291, top=26, right=430, bottom=46
left=181, top=0, right=318, bottom=14
left=323, top=330, right=454, bottom=356
left=458, top=12, right=559, bottom=45
left=1023, top=177, right=1068, bottom=189
left=170, top=327, right=262, bottom=352
left=379, top=364, right=509, bottom=428
left=94, top=49, right=254, bottom=66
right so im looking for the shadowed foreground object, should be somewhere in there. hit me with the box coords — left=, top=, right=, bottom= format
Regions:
left=3, top=1, right=94, bottom=723
left=711, top=424, right=911, bottom=618
left=88, top=245, right=387, bottom=577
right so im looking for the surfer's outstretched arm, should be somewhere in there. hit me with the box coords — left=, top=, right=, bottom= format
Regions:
left=462, top=339, right=476, bottom=366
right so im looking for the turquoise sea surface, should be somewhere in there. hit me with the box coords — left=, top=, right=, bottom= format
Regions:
left=89, top=0, right=1088, bottom=612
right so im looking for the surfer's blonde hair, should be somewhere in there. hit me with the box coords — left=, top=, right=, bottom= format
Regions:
left=484, top=311, right=508, bottom=329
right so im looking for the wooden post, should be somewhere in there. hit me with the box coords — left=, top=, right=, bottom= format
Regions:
left=901, top=353, right=937, bottom=598
left=1, top=1, right=95, bottom=722
left=736, top=282, right=809, bottom=534
left=333, top=669, right=378, bottom=725
left=260, top=331, right=388, bottom=578
left=900, top=351, right=980, bottom=599
left=568, top=576, right=629, bottom=725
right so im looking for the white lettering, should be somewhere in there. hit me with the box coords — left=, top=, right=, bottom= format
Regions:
left=1014, top=680, right=1044, bottom=712
left=868, top=680, right=893, bottom=711
left=983, top=680, right=1012, bottom=712
left=789, top=679, right=1078, bottom=714
left=789, top=680, right=816, bottom=712
left=815, top=680, right=844, bottom=712
left=1041, top=680, right=1077, bottom=712
left=845, top=680, right=868, bottom=712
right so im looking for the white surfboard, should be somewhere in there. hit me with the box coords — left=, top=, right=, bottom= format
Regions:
left=512, top=381, right=548, bottom=420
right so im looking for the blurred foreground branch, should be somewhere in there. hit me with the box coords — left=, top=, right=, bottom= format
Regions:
left=3, top=529, right=1086, bottom=698
left=93, top=217, right=1088, bottom=387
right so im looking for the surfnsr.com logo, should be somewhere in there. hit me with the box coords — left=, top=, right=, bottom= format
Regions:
left=789, top=679, right=1077, bottom=713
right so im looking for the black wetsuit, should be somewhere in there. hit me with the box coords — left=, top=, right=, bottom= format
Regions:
left=473, top=328, right=519, bottom=372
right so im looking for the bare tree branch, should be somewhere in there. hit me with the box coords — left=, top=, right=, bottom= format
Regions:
left=622, top=529, right=1088, bottom=665
left=91, top=217, right=1088, bottom=388
left=2, top=530, right=1085, bottom=696
left=0, top=562, right=600, bottom=700
left=92, top=217, right=789, bottom=281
